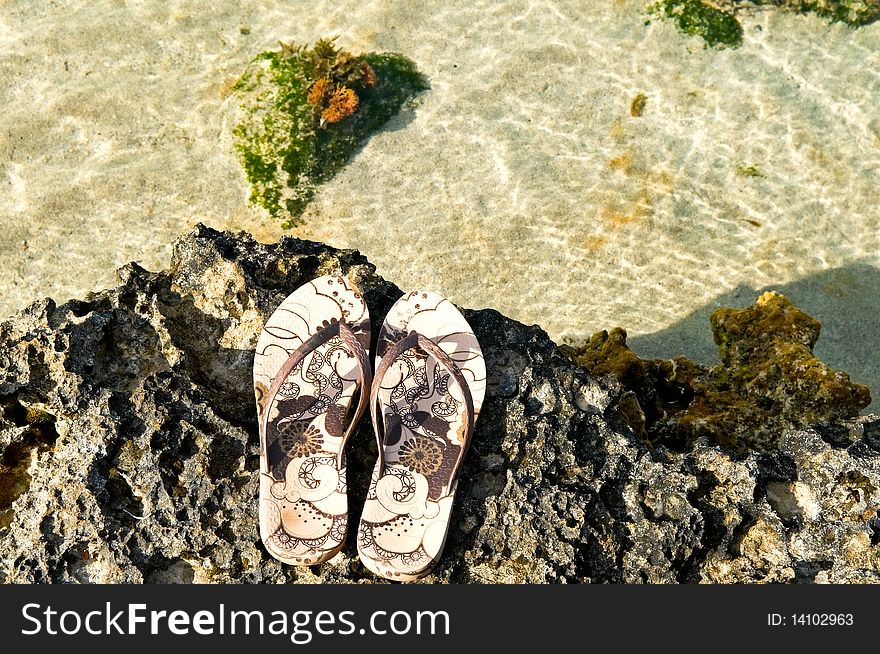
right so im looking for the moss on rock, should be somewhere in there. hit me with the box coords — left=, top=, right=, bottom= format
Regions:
left=751, top=0, right=880, bottom=26
left=649, top=0, right=744, bottom=48
left=232, top=39, right=428, bottom=227
left=566, top=292, right=871, bottom=455
left=648, top=1, right=879, bottom=49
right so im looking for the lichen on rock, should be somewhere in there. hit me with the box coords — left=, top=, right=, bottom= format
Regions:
left=231, top=39, right=428, bottom=227
left=566, top=291, right=871, bottom=455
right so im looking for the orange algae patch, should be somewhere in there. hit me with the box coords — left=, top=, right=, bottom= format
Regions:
left=322, top=86, right=359, bottom=125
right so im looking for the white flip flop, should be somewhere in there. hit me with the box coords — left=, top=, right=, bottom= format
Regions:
left=357, top=290, right=486, bottom=580
left=253, top=275, right=371, bottom=565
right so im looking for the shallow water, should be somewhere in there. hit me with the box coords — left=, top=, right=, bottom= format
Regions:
left=1, top=1, right=877, bottom=405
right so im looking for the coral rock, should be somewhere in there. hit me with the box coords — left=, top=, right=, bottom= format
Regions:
left=0, top=225, right=878, bottom=583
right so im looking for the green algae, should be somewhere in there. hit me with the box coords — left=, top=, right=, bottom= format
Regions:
left=564, top=292, right=871, bottom=455
left=648, top=1, right=879, bottom=50
left=736, top=163, right=764, bottom=178
left=751, top=0, right=880, bottom=26
left=630, top=93, right=648, bottom=117
left=649, top=0, right=744, bottom=48
left=232, top=40, right=428, bottom=227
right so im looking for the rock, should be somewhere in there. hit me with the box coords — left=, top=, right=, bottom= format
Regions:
left=710, top=291, right=871, bottom=428
left=648, top=1, right=880, bottom=51
left=748, top=0, right=880, bottom=26
left=567, top=292, right=871, bottom=455
left=232, top=41, right=428, bottom=226
left=648, top=1, right=744, bottom=49
left=1, top=224, right=878, bottom=583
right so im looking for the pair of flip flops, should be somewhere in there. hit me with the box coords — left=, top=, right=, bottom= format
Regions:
left=253, top=275, right=486, bottom=580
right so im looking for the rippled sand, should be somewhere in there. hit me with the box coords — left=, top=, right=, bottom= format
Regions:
left=1, top=1, right=878, bottom=401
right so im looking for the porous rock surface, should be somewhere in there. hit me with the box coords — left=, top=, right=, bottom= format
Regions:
left=1, top=225, right=878, bottom=583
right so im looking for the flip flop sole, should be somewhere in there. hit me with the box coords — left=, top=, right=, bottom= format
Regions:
left=358, top=291, right=486, bottom=580
left=254, top=275, right=371, bottom=565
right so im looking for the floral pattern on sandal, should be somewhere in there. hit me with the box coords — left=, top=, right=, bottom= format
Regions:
left=358, top=291, right=486, bottom=580
left=254, top=275, right=371, bottom=565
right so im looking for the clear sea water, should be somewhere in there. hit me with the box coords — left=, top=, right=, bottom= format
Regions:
left=1, top=0, right=877, bottom=406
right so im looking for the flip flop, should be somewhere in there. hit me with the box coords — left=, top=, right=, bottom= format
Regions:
left=253, top=275, right=371, bottom=565
left=357, top=291, right=486, bottom=580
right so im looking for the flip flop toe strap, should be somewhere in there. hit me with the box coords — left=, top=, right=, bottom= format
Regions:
left=370, top=331, right=475, bottom=479
left=261, top=319, right=371, bottom=471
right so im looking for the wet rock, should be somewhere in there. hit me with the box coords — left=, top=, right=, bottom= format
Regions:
left=232, top=40, right=428, bottom=226
left=748, top=0, right=880, bottom=26
left=649, top=1, right=880, bottom=51
left=0, top=225, right=877, bottom=583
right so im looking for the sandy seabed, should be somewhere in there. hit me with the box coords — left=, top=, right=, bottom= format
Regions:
left=1, top=0, right=878, bottom=406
